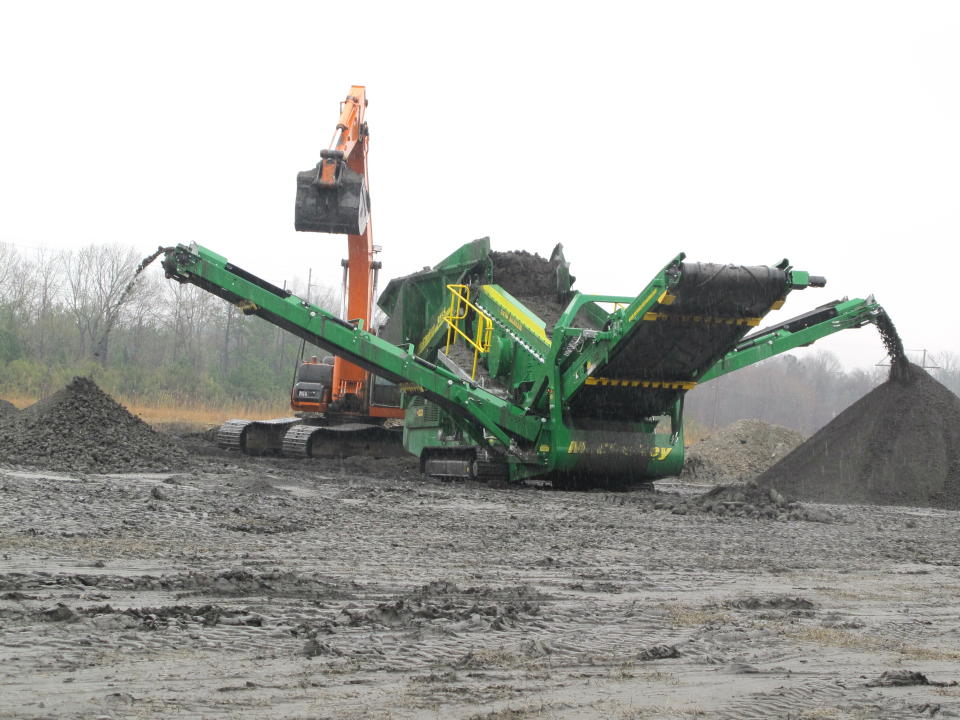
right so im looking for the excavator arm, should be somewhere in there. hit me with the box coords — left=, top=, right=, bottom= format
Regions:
left=295, top=86, right=370, bottom=236
left=294, top=85, right=380, bottom=412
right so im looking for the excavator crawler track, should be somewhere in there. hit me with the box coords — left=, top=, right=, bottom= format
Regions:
left=217, top=417, right=300, bottom=456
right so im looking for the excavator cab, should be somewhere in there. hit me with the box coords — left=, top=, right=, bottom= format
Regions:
left=290, top=356, right=334, bottom=412
left=295, top=150, right=369, bottom=235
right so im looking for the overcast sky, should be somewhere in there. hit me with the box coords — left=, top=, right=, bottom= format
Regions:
left=1, top=1, right=957, bottom=370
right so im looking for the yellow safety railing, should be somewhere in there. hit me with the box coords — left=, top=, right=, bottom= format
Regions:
left=442, top=284, right=493, bottom=379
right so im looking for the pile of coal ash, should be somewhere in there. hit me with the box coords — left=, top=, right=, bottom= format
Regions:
left=491, top=250, right=569, bottom=330
left=680, top=419, right=805, bottom=484
left=0, top=377, right=189, bottom=474
left=759, top=363, right=960, bottom=508
left=0, top=398, right=18, bottom=418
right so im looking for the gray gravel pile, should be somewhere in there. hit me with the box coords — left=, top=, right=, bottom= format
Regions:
left=0, top=377, right=188, bottom=473
left=680, top=419, right=805, bottom=484
left=760, top=363, right=960, bottom=509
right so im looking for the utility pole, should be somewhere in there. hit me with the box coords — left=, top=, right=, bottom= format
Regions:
left=876, top=348, right=940, bottom=371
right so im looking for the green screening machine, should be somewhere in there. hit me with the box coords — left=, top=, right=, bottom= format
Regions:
left=162, top=238, right=886, bottom=488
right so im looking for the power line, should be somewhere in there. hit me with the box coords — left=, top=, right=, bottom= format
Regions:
left=0, top=239, right=62, bottom=252
left=876, top=348, right=941, bottom=371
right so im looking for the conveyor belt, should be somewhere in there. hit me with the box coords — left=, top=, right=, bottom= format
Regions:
left=569, top=262, right=788, bottom=422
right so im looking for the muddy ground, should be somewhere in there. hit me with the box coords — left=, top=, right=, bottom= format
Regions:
left=3, top=434, right=960, bottom=719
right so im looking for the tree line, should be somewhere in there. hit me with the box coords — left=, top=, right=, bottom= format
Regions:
left=1, top=241, right=958, bottom=430
left=689, top=347, right=960, bottom=435
left=0, top=242, right=336, bottom=406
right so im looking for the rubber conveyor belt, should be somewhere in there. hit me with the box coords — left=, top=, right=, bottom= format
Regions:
left=569, top=262, right=788, bottom=422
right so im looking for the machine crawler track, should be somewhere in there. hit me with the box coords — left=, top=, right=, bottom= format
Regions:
left=282, top=423, right=404, bottom=458
left=422, top=448, right=510, bottom=484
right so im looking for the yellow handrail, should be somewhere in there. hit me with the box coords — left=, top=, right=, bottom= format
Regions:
left=442, top=284, right=493, bottom=379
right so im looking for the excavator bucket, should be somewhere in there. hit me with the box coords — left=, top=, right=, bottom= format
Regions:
left=295, top=156, right=369, bottom=235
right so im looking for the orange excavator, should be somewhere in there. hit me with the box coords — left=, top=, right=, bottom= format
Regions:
left=217, top=86, right=404, bottom=457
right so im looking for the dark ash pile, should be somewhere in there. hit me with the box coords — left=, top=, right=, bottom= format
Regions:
left=0, top=377, right=188, bottom=474
left=759, top=363, right=960, bottom=509
left=0, top=398, right=18, bottom=418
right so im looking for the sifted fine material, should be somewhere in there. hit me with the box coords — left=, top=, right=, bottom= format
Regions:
left=681, top=419, right=806, bottom=484
left=0, top=377, right=188, bottom=473
left=759, top=363, right=960, bottom=508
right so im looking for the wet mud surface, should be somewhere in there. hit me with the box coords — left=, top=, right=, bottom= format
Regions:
left=3, top=364, right=960, bottom=718
left=4, top=443, right=960, bottom=718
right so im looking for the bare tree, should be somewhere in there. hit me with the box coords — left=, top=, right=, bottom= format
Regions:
left=0, top=243, right=33, bottom=320
left=62, top=244, right=143, bottom=364
left=934, top=351, right=960, bottom=397
left=0, top=242, right=19, bottom=301
left=121, top=269, right=162, bottom=364
left=24, top=247, right=65, bottom=359
left=160, top=280, right=220, bottom=367
left=685, top=351, right=887, bottom=434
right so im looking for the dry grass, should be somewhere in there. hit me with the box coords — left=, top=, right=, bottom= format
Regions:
left=124, top=397, right=289, bottom=427
left=610, top=663, right=681, bottom=684
left=1, top=391, right=35, bottom=410
left=786, top=626, right=960, bottom=661
left=466, top=703, right=550, bottom=719
left=811, top=585, right=900, bottom=602
left=638, top=671, right=681, bottom=685
left=661, top=602, right=731, bottom=627
left=1, top=391, right=288, bottom=428
left=617, top=703, right=706, bottom=719
left=456, top=648, right=527, bottom=669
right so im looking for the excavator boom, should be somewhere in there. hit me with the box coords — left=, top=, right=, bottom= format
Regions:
left=294, top=85, right=379, bottom=414
left=214, top=86, right=399, bottom=459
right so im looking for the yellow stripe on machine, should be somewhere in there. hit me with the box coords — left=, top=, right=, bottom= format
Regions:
left=627, top=288, right=663, bottom=322
left=481, top=285, right=550, bottom=345
left=417, top=315, right=447, bottom=354
left=584, top=377, right=697, bottom=390
left=642, top=312, right=761, bottom=326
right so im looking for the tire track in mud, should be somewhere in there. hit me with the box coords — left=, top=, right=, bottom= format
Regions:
left=5, top=459, right=960, bottom=719
left=712, top=679, right=945, bottom=720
